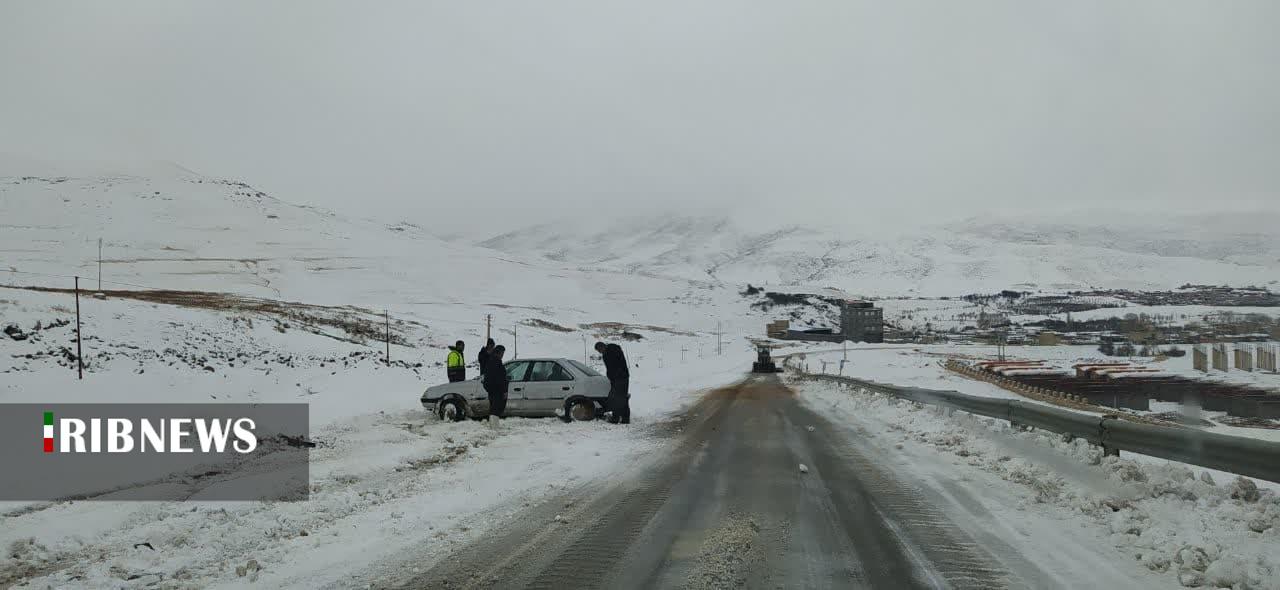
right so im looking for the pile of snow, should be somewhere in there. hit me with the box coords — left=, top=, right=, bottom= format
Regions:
left=793, top=378, right=1280, bottom=589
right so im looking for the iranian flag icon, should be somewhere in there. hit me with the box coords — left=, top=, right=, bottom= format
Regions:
left=43, top=411, right=54, bottom=453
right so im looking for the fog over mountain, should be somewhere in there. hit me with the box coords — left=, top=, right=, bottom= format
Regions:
left=3, top=2, right=1278, bottom=234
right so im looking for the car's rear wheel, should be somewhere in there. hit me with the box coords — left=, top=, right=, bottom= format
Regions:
left=567, top=398, right=596, bottom=422
left=438, top=399, right=466, bottom=422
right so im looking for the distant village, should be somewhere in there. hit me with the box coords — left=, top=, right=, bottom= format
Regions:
left=750, top=284, right=1280, bottom=357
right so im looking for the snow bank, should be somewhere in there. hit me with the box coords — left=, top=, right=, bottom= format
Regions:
left=792, top=378, right=1280, bottom=589
left=0, top=409, right=668, bottom=588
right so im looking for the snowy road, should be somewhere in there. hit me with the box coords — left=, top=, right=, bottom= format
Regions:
left=376, top=376, right=1011, bottom=589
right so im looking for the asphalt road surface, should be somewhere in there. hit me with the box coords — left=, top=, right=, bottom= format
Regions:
left=384, top=375, right=1014, bottom=589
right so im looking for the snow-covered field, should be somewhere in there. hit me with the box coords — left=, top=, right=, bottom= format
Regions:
left=791, top=377, right=1280, bottom=589
left=0, top=281, right=749, bottom=588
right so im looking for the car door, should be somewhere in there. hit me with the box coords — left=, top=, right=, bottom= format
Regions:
left=501, top=360, right=534, bottom=415
left=522, top=361, right=576, bottom=414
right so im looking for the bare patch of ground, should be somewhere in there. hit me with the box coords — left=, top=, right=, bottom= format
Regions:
left=580, top=321, right=695, bottom=338
left=520, top=318, right=575, bottom=333
left=1, top=285, right=423, bottom=346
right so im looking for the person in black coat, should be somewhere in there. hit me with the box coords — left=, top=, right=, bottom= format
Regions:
left=476, top=338, right=496, bottom=377
left=594, top=341, right=630, bottom=424
left=482, top=345, right=509, bottom=419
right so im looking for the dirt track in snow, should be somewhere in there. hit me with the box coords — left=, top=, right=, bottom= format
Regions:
left=371, top=375, right=1013, bottom=589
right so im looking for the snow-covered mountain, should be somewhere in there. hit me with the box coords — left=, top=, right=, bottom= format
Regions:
left=477, top=213, right=1280, bottom=297
left=0, top=160, right=744, bottom=342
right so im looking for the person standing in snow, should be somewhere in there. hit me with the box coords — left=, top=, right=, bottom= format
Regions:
left=476, top=338, right=496, bottom=377
left=446, top=340, right=466, bottom=382
left=594, top=341, right=630, bottom=424
left=482, top=345, right=509, bottom=422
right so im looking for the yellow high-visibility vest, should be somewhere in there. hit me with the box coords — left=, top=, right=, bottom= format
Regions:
left=447, top=349, right=464, bottom=368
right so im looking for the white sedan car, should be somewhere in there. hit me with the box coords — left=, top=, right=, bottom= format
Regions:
left=421, top=357, right=612, bottom=421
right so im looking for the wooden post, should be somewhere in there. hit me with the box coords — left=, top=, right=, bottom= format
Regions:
left=486, top=314, right=491, bottom=341
left=384, top=310, right=390, bottom=365
left=74, top=276, right=83, bottom=380
left=513, top=323, right=518, bottom=359
left=97, top=238, right=102, bottom=291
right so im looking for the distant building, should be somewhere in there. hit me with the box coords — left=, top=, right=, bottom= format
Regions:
left=840, top=300, right=884, bottom=343
left=763, top=298, right=884, bottom=343
left=1036, top=331, right=1062, bottom=346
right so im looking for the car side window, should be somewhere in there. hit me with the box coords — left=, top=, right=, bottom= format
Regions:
left=527, top=361, right=554, bottom=382
left=504, top=361, right=531, bottom=382
left=548, top=362, right=574, bottom=381
left=527, top=361, right=575, bottom=381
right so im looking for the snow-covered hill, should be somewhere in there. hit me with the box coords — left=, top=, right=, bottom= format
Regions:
left=0, top=160, right=758, bottom=349
left=0, top=158, right=761, bottom=587
left=477, top=213, right=1280, bottom=297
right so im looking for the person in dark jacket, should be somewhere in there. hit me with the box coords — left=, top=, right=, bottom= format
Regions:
left=446, top=341, right=465, bottom=382
left=594, top=341, right=630, bottom=424
left=476, top=338, right=496, bottom=377
left=482, top=345, right=509, bottom=421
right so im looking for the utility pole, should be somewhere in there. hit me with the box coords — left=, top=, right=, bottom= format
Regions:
left=716, top=321, right=722, bottom=355
left=97, top=238, right=102, bottom=291
left=583, top=334, right=589, bottom=361
left=843, top=341, right=847, bottom=361
left=384, top=310, right=390, bottom=365
left=513, top=323, right=518, bottom=359
left=74, top=276, right=83, bottom=380
left=486, top=314, right=491, bottom=341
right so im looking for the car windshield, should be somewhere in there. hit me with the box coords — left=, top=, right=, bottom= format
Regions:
left=567, top=360, right=601, bottom=377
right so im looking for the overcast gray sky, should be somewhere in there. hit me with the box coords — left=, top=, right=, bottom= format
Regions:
left=2, top=1, right=1277, bottom=235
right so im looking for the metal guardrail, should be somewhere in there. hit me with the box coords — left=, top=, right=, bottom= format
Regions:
left=797, top=371, right=1280, bottom=484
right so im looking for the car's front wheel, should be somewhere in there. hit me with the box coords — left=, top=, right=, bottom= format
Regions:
left=566, top=398, right=597, bottom=422
left=438, top=399, right=466, bottom=422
